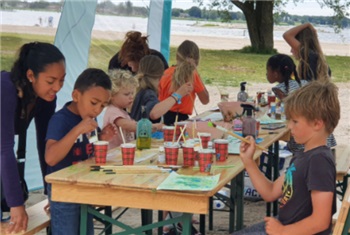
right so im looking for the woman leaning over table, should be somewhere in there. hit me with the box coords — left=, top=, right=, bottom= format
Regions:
left=1, top=42, right=66, bottom=234
left=150, top=40, right=209, bottom=125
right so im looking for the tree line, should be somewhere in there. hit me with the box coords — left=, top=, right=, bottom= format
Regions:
left=2, top=0, right=349, bottom=28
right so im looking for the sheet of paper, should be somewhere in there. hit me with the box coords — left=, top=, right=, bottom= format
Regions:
left=134, top=149, right=158, bottom=163
left=157, top=172, right=220, bottom=191
left=257, top=113, right=285, bottom=125
left=199, top=112, right=223, bottom=122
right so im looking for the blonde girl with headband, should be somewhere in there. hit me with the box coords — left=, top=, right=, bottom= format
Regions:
left=153, top=40, right=209, bottom=125
left=103, top=69, right=162, bottom=149
left=283, top=23, right=331, bottom=82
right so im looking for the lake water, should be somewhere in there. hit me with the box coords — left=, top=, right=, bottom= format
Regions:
left=1, top=9, right=349, bottom=191
left=1, top=9, right=349, bottom=44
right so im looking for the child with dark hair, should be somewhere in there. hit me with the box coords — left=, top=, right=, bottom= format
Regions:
left=234, top=81, right=340, bottom=235
left=1, top=41, right=65, bottom=233
left=45, top=68, right=114, bottom=235
left=266, top=54, right=308, bottom=100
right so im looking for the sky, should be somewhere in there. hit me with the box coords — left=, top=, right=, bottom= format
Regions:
left=23, top=0, right=341, bottom=17
left=118, top=0, right=337, bottom=17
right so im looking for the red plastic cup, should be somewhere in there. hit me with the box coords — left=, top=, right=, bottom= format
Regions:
left=94, top=141, right=109, bottom=164
left=121, top=143, right=136, bottom=165
left=163, top=126, right=175, bottom=142
left=199, top=133, right=211, bottom=149
left=182, top=143, right=196, bottom=167
left=214, top=139, right=229, bottom=162
left=164, top=143, right=179, bottom=165
left=198, top=149, right=213, bottom=173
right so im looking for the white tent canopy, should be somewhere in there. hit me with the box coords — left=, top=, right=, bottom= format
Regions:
left=26, top=0, right=172, bottom=190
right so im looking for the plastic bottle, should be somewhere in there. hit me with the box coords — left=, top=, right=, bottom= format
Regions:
left=280, top=102, right=286, bottom=120
left=270, top=102, right=276, bottom=119
left=158, top=146, right=165, bottom=164
left=237, top=82, right=248, bottom=102
left=136, top=106, right=152, bottom=150
left=241, top=104, right=257, bottom=139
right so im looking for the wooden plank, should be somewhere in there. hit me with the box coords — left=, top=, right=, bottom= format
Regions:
left=0, top=199, right=50, bottom=235
left=333, top=186, right=350, bottom=235
left=335, top=145, right=350, bottom=181
left=51, top=184, right=208, bottom=214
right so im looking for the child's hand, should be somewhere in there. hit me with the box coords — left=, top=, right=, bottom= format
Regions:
left=152, top=123, right=164, bottom=132
left=264, top=217, right=283, bottom=235
left=100, top=123, right=116, bottom=141
left=77, top=118, right=98, bottom=135
left=176, top=82, right=193, bottom=97
left=239, top=136, right=256, bottom=163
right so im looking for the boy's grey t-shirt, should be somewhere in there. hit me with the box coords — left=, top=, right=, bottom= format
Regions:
left=279, top=146, right=336, bottom=235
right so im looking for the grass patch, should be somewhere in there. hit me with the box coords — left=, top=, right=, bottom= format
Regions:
left=1, top=32, right=349, bottom=85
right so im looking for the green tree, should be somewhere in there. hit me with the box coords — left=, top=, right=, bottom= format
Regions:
left=188, top=6, right=202, bottom=18
left=196, top=0, right=349, bottom=53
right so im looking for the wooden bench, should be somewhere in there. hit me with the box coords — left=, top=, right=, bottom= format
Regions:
left=335, top=145, right=350, bottom=199
left=333, top=185, right=350, bottom=235
left=0, top=199, right=50, bottom=235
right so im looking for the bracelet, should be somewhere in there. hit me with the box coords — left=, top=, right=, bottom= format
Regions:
left=170, top=95, right=177, bottom=103
left=171, top=93, right=182, bottom=104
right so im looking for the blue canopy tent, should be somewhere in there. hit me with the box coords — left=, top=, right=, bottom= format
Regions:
left=25, top=0, right=172, bottom=191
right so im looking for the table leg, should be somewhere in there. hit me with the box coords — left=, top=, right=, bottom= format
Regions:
left=266, top=145, right=273, bottom=217
left=234, top=172, right=244, bottom=231
left=80, top=204, right=88, bottom=235
left=141, top=209, right=153, bottom=235
left=208, top=196, right=213, bottom=230
left=199, top=214, right=206, bottom=235
left=273, top=141, right=280, bottom=216
left=181, top=213, right=193, bottom=234
left=158, top=210, right=163, bottom=235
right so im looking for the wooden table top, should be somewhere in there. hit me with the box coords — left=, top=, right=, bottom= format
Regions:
left=45, top=110, right=290, bottom=215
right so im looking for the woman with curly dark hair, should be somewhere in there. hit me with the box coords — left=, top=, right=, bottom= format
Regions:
left=108, top=31, right=168, bottom=73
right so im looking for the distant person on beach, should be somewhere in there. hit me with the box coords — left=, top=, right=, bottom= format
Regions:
left=152, top=40, right=209, bottom=125
left=233, top=81, right=339, bottom=235
left=38, top=17, right=42, bottom=26
left=1, top=42, right=65, bottom=234
left=283, top=22, right=331, bottom=82
left=108, top=31, right=168, bottom=73
left=48, top=16, right=53, bottom=27
left=45, top=68, right=113, bottom=235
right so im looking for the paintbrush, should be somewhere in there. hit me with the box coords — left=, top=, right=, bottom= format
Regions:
left=172, top=110, right=179, bottom=144
left=88, top=129, right=98, bottom=143
left=90, top=165, right=171, bottom=174
left=207, top=121, right=267, bottom=151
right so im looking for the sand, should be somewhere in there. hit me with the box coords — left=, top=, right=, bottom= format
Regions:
left=1, top=24, right=349, bottom=234
left=1, top=24, right=349, bottom=56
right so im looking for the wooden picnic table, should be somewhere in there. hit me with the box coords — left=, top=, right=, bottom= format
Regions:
left=45, top=110, right=290, bottom=234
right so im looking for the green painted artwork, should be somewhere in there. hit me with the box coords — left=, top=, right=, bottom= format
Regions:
left=157, top=172, right=220, bottom=191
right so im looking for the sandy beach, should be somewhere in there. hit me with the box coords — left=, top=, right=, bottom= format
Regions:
left=1, top=24, right=349, bottom=234
left=1, top=24, right=349, bottom=56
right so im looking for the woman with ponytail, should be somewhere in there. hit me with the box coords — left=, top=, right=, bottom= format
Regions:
left=108, top=31, right=168, bottom=73
left=1, top=42, right=65, bottom=233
